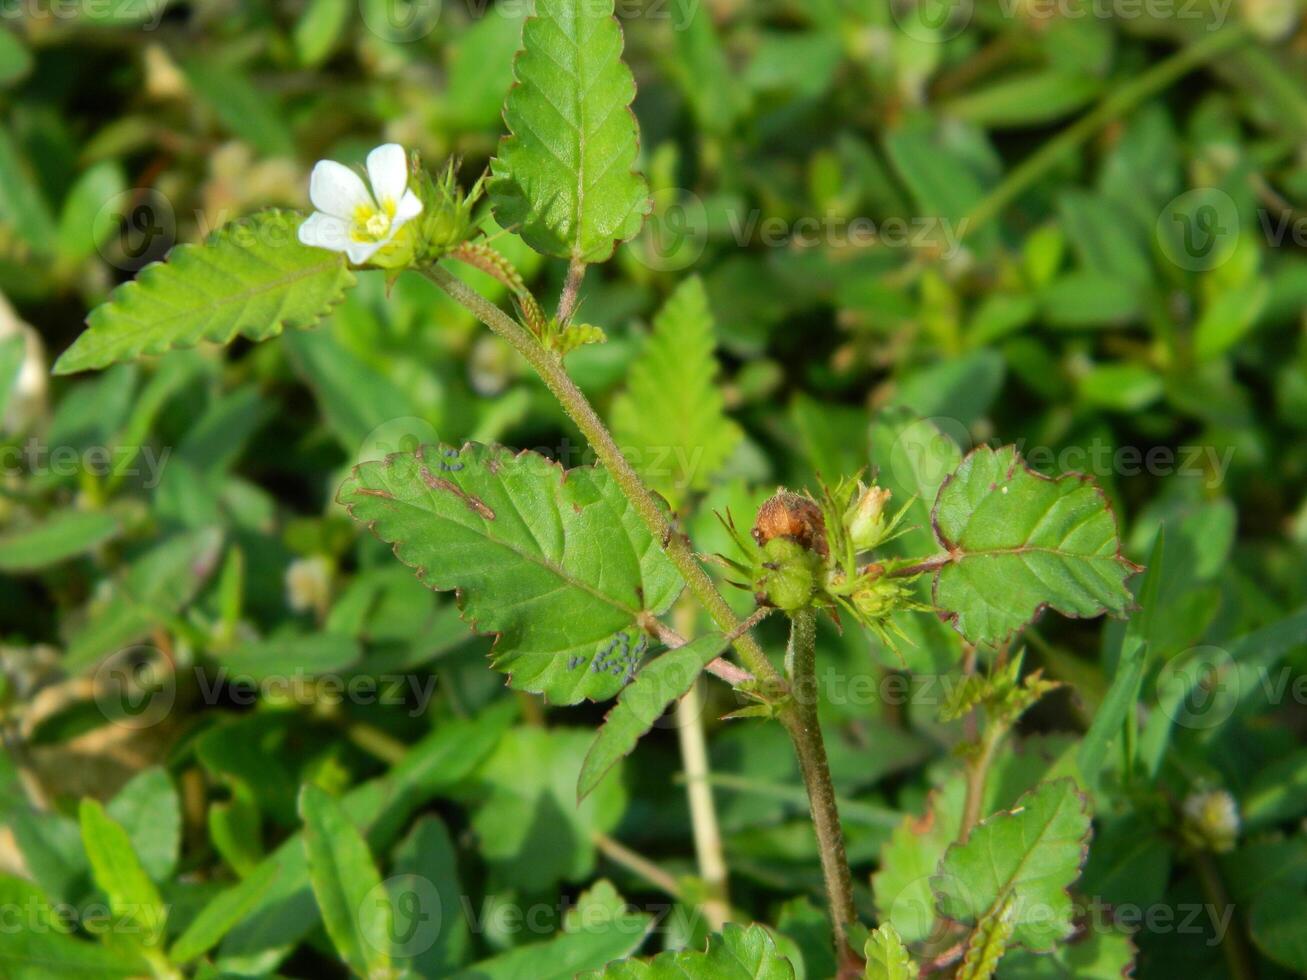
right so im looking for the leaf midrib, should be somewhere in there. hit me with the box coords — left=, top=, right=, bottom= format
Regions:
left=365, top=481, right=644, bottom=620
left=92, top=250, right=344, bottom=343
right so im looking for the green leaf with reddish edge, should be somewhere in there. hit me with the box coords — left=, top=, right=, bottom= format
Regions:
left=488, top=0, right=650, bottom=262
left=578, top=632, right=729, bottom=801
left=578, top=922, right=796, bottom=978
left=338, top=442, right=681, bottom=704
left=54, top=210, right=354, bottom=375
left=932, top=779, right=1091, bottom=953
left=929, top=445, right=1138, bottom=646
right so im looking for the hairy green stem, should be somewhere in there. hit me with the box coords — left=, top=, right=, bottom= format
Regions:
left=961, top=24, right=1249, bottom=241
left=428, top=262, right=859, bottom=965
left=960, top=723, right=1004, bottom=840
left=783, top=608, right=860, bottom=972
left=424, top=262, right=785, bottom=692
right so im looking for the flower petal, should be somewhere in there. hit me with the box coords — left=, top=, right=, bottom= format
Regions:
left=297, top=211, right=352, bottom=253
left=345, top=238, right=384, bottom=265
left=309, top=160, right=372, bottom=219
left=366, top=143, right=410, bottom=209
left=392, top=189, right=423, bottom=226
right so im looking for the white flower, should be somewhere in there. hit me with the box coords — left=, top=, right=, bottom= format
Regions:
left=285, top=555, right=332, bottom=614
left=298, top=143, right=422, bottom=265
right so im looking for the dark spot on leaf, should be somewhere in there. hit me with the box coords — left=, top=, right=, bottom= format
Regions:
left=420, top=467, right=496, bottom=520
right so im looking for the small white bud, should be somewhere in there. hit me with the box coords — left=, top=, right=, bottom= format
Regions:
left=1182, top=789, right=1240, bottom=853
left=285, top=556, right=332, bottom=614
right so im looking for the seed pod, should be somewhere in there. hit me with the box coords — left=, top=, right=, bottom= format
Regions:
left=754, top=537, right=821, bottom=612
left=752, top=490, right=828, bottom=557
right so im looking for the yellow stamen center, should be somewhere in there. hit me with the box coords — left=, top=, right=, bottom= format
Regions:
left=351, top=197, right=399, bottom=243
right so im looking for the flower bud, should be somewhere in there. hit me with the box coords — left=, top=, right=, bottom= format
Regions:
left=849, top=565, right=909, bottom=621
left=285, top=555, right=332, bottom=614
left=1181, top=789, right=1240, bottom=853
left=754, top=537, right=821, bottom=612
left=753, top=490, right=828, bottom=557
left=846, top=483, right=893, bottom=551
left=415, top=161, right=478, bottom=261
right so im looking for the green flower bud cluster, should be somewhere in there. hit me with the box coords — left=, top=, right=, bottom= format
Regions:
left=716, top=481, right=926, bottom=649
left=414, top=159, right=482, bottom=262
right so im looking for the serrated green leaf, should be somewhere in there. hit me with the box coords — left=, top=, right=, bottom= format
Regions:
left=338, top=442, right=681, bottom=704
left=957, top=898, right=1014, bottom=980
left=932, top=779, right=1090, bottom=953
left=0, top=510, right=120, bottom=572
left=78, top=799, right=167, bottom=949
left=929, top=445, right=1137, bottom=646
left=299, top=784, right=394, bottom=980
left=579, top=922, right=796, bottom=978
left=611, top=276, right=742, bottom=505
left=996, top=924, right=1135, bottom=978
left=579, top=632, right=728, bottom=801
left=489, top=0, right=650, bottom=262
left=863, top=923, right=914, bottom=979
left=54, top=210, right=354, bottom=375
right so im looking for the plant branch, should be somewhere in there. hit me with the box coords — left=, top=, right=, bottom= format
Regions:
left=424, top=262, right=785, bottom=693
left=674, top=601, right=731, bottom=931
left=960, top=722, right=1004, bottom=840
left=557, top=256, right=586, bottom=322
left=592, top=830, right=683, bottom=900
left=781, top=607, right=861, bottom=975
